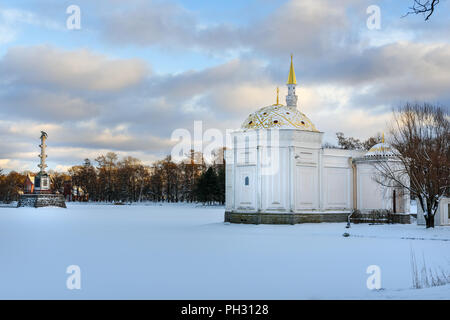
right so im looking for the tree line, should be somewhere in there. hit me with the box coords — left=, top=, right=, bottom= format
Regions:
left=323, top=132, right=383, bottom=150
left=0, top=150, right=225, bottom=204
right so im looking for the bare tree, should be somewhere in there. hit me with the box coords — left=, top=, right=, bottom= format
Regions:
left=95, top=152, right=118, bottom=202
left=0, top=171, right=26, bottom=203
left=49, top=171, right=70, bottom=194
left=405, top=0, right=441, bottom=20
left=373, top=103, right=449, bottom=228
left=335, top=132, right=382, bottom=150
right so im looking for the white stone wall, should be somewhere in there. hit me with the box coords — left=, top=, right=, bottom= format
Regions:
left=355, top=160, right=410, bottom=213
left=227, top=129, right=324, bottom=214
left=356, top=163, right=388, bottom=210
left=225, top=128, right=408, bottom=215
left=322, top=152, right=352, bottom=210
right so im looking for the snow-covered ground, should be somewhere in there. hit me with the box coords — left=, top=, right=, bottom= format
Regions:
left=0, top=203, right=449, bottom=299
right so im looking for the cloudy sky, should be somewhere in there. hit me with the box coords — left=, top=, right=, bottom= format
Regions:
left=0, top=0, right=449, bottom=172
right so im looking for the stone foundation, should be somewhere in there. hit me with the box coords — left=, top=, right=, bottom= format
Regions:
left=225, top=211, right=349, bottom=224
left=225, top=210, right=412, bottom=225
left=350, top=209, right=411, bottom=224
left=17, top=194, right=66, bottom=208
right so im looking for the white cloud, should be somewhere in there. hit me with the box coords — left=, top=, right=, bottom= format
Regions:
left=0, top=7, right=61, bottom=44
left=0, top=24, right=15, bottom=44
left=0, top=45, right=148, bottom=91
left=0, top=0, right=449, bottom=172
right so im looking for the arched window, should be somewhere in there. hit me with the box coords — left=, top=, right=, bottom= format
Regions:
left=244, top=176, right=249, bottom=186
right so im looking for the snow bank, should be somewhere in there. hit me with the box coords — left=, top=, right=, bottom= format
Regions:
left=0, top=204, right=449, bottom=299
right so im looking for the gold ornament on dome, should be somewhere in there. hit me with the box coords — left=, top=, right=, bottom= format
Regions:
left=240, top=54, right=318, bottom=132
left=241, top=104, right=319, bottom=131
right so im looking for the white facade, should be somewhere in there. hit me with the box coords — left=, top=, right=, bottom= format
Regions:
left=353, top=155, right=410, bottom=214
left=225, top=131, right=410, bottom=215
left=225, top=57, right=410, bottom=218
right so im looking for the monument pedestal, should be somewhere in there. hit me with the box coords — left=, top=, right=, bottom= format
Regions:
left=18, top=131, right=66, bottom=208
left=17, top=194, right=66, bottom=208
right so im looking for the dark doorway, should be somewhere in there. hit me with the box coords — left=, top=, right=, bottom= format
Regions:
left=393, top=190, right=396, bottom=213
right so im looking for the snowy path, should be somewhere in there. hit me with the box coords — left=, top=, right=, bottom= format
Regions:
left=0, top=203, right=449, bottom=299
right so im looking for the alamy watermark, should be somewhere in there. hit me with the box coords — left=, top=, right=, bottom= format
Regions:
left=66, top=265, right=81, bottom=290
left=66, top=5, right=81, bottom=30
left=367, top=5, right=381, bottom=30
left=366, top=265, right=382, bottom=290
left=171, top=121, right=281, bottom=175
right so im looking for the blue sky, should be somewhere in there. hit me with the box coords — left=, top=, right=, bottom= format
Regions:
left=0, top=0, right=449, bottom=171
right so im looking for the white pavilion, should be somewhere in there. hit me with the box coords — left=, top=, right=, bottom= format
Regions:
left=224, top=56, right=410, bottom=224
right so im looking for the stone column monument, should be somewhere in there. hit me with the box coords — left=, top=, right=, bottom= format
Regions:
left=35, top=131, right=50, bottom=193
left=17, top=132, right=66, bottom=208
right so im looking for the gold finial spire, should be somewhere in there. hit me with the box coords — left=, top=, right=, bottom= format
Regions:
left=276, top=87, right=279, bottom=105
left=287, top=54, right=297, bottom=85
left=382, top=132, right=385, bottom=144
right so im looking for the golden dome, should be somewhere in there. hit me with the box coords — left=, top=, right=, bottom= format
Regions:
left=365, top=143, right=395, bottom=157
left=241, top=104, right=319, bottom=131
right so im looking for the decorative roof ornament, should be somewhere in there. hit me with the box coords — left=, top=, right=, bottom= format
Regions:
left=276, top=87, right=280, bottom=105
left=365, top=142, right=396, bottom=158
left=287, top=54, right=297, bottom=85
left=241, top=105, right=318, bottom=131
left=286, top=54, right=298, bottom=108
left=240, top=54, right=318, bottom=131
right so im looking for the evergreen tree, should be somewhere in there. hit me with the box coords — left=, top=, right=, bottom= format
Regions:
left=216, top=165, right=225, bottom=205
left=196, top=167, right=219, bottom=204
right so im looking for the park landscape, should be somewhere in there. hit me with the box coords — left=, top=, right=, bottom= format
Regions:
left=0, top=0, right=449, bottom=300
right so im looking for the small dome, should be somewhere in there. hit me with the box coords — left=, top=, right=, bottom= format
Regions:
left=241, top=104, right=319, bottom=131
left=365, top=143, right=395, bottom=157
